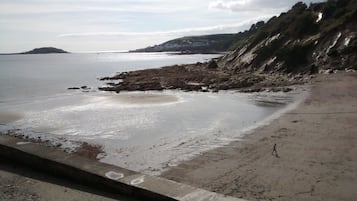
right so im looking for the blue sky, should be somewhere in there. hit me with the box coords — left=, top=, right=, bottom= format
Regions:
left=0, top=0, right=323, bottom=53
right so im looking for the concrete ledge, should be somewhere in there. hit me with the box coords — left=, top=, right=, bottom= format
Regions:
left=0, top=135, right=245, bottom=201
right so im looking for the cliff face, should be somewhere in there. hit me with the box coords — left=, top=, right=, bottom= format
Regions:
left=131, top=34, right=236, bottom=53
left=99, top=0, right=356, bottom=93
left=218, top=0, right=357, bottom=74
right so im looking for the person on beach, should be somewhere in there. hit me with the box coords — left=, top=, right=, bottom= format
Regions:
left=272, top=143, right=279, bottom=158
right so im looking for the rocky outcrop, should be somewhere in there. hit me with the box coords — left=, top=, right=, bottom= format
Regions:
left=207, top=60, right=219, bottom=69
left=98, top=62, right=305, bottom=93
left=100, top=0, right=356, bottom=93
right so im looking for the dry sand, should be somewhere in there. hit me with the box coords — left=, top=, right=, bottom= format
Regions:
left=162, top=72, right=357, bottom=201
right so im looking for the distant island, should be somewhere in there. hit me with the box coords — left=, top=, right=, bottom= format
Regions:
left=21, top=47, right=69, bottom=54
left=0, top=47, right=69, bottom=55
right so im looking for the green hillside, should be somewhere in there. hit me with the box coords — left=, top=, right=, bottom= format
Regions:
left=131, top=34, right=236, bottom=53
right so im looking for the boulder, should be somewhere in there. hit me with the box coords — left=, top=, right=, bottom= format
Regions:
left=68, top=87, right=80, bottom=90
left=207, top=60, right=218, bottom=69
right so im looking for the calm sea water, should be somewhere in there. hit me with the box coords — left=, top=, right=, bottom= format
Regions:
left=0, top=52, right=304, bottom=175
left=0, top=52, right=220, bottom=102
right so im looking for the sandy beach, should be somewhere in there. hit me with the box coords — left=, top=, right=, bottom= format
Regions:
left=162, top=72, right=357, bottom=201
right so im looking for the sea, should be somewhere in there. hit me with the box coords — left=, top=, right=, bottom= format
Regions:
left=0, top=52, right=305, bottom=175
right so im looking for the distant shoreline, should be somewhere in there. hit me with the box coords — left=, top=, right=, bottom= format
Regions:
left=0, top=51, right=225, bottom=55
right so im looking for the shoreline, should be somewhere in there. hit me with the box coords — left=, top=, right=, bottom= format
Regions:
left=0, top=89, right=305, bottom=176
left=1, top=72, right=356, bottom=200
left=162, top=72, right=357, bottom=201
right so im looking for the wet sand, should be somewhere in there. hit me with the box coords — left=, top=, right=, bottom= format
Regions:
left=0, top=111, right=23, bottom=124
left=111, top=93, right=179, bottom=104
left=162, top=72, right=357, bottom=201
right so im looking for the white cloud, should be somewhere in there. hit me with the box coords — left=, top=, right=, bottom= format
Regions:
left=208, top=0, right=323, bottom=12
left=0, top=3, right=184, bottom=15
left=209, top=0, right=253, bottom=11
left=57, top=15, right=270, bottom=39
left=0, top=0, right=323, bottom=52
left=0, top=0, right=200, bottom=15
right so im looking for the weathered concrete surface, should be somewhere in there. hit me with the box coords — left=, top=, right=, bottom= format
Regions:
left=0, top=158, right=135, bottom=201
left=0, top=135, right=245, bottom=201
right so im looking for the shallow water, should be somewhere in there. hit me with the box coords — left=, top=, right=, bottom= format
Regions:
left=0, top=52, right=305, bottom=175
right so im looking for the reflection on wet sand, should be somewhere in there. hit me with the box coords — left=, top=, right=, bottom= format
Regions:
left=109, top=93, right=179, bottom=105
left=249, top=92, right=298, bottom=107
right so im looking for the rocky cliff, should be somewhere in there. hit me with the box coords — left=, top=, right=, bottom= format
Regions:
left=100, top=0, right=356, bottom=93
left=219, top=0, right=356, bottom=74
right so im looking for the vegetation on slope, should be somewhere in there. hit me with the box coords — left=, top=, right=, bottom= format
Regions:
left=131, top=34, right=236, bottom=53
left=100, top=0, right=356, bottom=93
left=220, top=0, right=357, bottom=74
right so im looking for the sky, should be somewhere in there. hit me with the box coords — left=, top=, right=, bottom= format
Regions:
left=0, top=0, right=323, bottom=53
